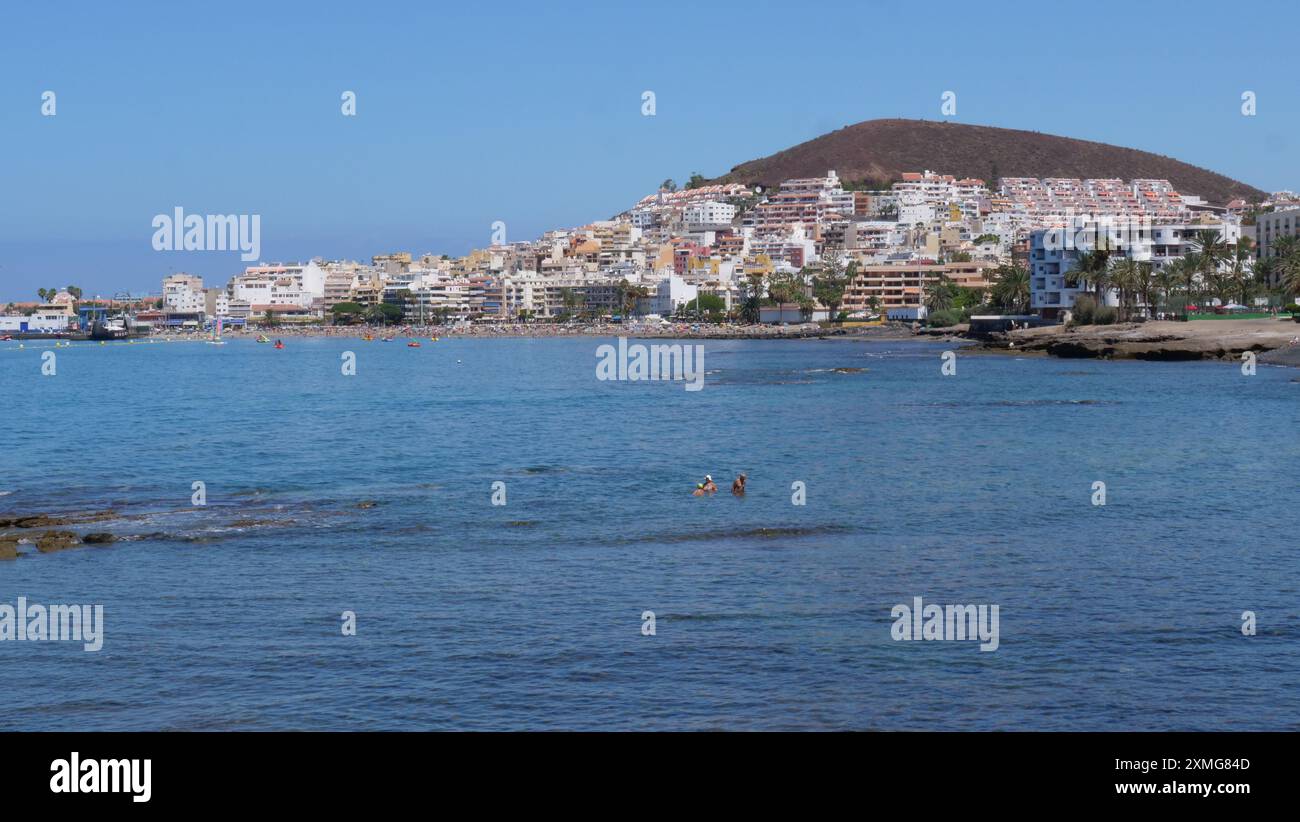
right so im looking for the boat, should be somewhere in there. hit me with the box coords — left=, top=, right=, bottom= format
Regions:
left=88, top=318, right=129, bottom=341
left=407, top=340, right=421, bottom=348
left=207, top=318, right=227, bottom=345
left=256, top=334, right=271, bottom=344
left=273, top=340, right=284, bottom=349
left=362, top=333, right=374, bottom=341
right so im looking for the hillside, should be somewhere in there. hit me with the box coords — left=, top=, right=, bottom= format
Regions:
left=711, top=119, right=1265, bottom=205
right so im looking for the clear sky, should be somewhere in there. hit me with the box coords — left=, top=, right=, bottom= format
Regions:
left=2, top=0, right=1297, bottom=300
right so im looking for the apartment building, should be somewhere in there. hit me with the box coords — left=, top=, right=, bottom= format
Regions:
left=841, top=261, right=995, bottom=314
left=1027, top=221, right=1239, bottom=318
left=162, top=274, right=206, bottom=313
left=683, top=201, right=737, bottom=229
left=1256, top=207, right=1300, bottom=266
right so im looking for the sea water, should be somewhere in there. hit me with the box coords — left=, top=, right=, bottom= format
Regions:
left=0, top=336, right=1296, bottom=730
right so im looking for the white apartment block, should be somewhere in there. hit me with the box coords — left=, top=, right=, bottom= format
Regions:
left=1256, top=207, right=1300, bottom=264
left=227, top=261, right=327, bottom=310
left=683, top=201, right=737, bottom=228
left=1029, top=221, right=1239, bottom=318
left=162, top=274, right=206, bottom=313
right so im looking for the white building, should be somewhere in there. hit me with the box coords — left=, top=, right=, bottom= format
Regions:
left=162, top=274, right=206, bottom=313
left=683, top=201, right=737, bottom=229
left=1029, top=220, right=1240, bottom=318
left=0, top=306, right=72, bottom=333
left=1256, top=207, right=1300, bottom=264
left=646, top=274, right=699, bottom=315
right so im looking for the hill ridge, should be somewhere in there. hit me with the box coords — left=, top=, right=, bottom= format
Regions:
left=711, top=119, right=1264, bottom=205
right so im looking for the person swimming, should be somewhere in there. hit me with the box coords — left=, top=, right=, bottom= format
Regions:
left=702, top=475, right=718, bottom=494
left=731, top=473, right=747, bottom=495
left=692, top=483, right=706, bottom=497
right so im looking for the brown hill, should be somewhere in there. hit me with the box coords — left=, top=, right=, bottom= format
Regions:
left=712, top=119, right=1264, bottom=205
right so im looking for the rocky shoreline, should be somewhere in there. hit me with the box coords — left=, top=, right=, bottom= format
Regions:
left=964, top=319, right=1300, bottom=364
left=0, top=510, right=122, bottom=559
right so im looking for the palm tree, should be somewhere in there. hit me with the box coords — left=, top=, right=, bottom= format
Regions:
left=923, top=275, right=955, bottom=313
left=1228, top=241, right=1255, bottom=307
left=615, top=280, right=649, bottom=318
left=1068, top=250, right=1111, bottom=305
left=1252, top=256, right=1278, bottom=306
left=1273, top=235, right=1300, bottom=303
left=1189, top=229, right=1229, bottom=273
left=1171, top=254, right=1202, bottom=317
left=740, top=273, right=764, bottom=323
left=990, top=265, right=1030, bottom=313
left=1108, top=258, right=1140, bottom=321
left=1189, top=229, right=1230, bottom=307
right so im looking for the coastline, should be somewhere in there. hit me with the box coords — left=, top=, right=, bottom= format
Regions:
left=131, top=321, right=939, bottom=343
left=962, top=318, right=1300, bottom=364
left=9, top=318, right=1297, bottom=365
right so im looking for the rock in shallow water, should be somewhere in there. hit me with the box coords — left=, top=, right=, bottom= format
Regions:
left=36, top=531, right=82, bottom=553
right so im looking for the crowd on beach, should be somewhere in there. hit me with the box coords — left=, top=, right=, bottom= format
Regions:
left=151, top=320, right=920, bottom=342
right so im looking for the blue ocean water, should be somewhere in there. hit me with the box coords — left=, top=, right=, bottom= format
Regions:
left=1, top=336, right=1297, bottom=730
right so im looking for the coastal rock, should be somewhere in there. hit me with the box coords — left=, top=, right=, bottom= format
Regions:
left=1259, top=346, right=1300, bottom=368
left=978, top=320, right=1300, bottom=363
left=35, top=530, right=83, bottom=553
left=0, top=510, right=118, bottom=529
left=0, top=534, right=20, bottom=560
left=356, top=500, right=379, bottom=509
left=81, top=532, right=118, bottom=545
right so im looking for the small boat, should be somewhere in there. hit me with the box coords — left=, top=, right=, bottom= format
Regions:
left=274, top=340, right=285, bottom=349
left=362, top=333, right=374, bottom=341
left=207, top=318, right=227, bottom=345
left=407, top=340, right=421, bottom=348
left=380, top=337, right=393, bottom=342
left=256, top=335, right=271, bottom=344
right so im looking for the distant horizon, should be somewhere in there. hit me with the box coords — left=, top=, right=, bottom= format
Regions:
left=3, top=0, right=1298, bottom=300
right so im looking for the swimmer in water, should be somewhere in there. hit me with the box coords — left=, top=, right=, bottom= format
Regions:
left=731, top=473, right=747, bottom=496
left=702, top=474, right=718, bottom=494
left=692, top=483, right=706, bottom=497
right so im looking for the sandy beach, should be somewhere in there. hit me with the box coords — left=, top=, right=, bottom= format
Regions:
left=152, top=320, right=927, bottom=342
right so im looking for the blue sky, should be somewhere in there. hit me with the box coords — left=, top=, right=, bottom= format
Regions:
left=1, top=0, right=1297, bottom=300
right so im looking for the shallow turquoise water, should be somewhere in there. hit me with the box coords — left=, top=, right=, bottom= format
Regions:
left=1, top=336, right=1297, bottom=730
